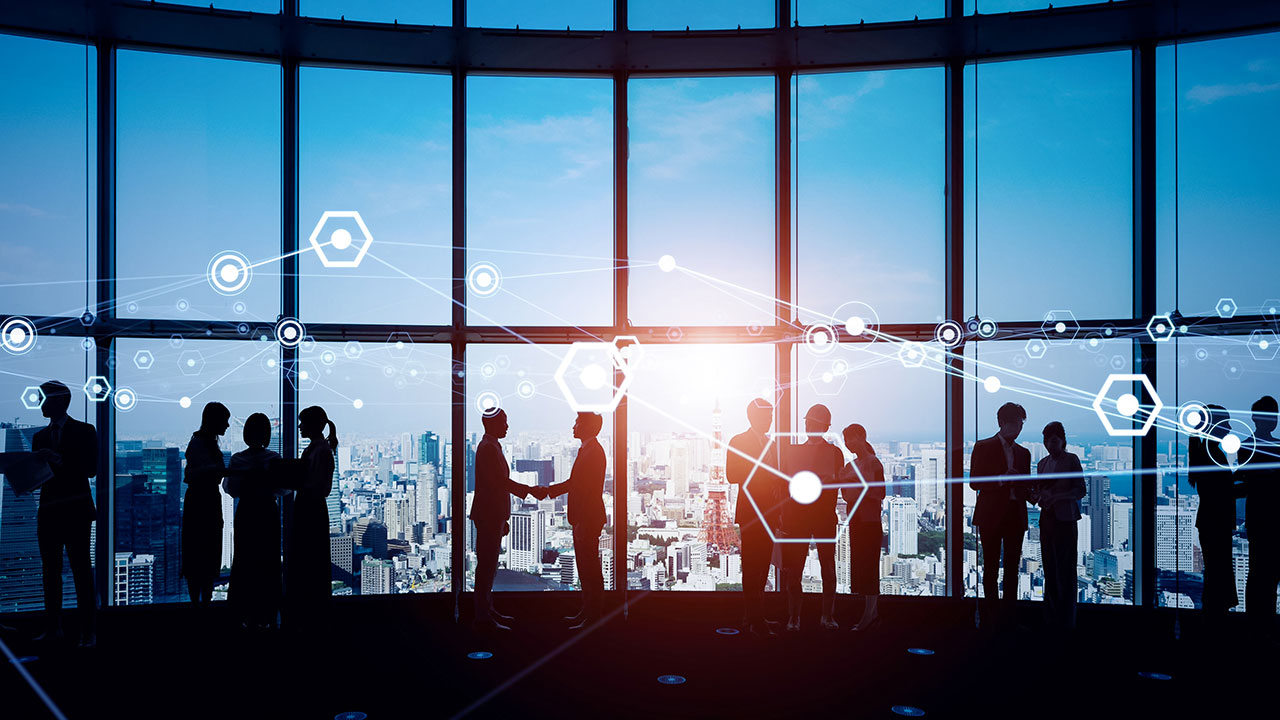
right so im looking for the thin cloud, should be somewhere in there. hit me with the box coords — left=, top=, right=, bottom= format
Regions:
left=0, top=202, right=50, bottom=217
left=1185, top=80, right=1280, bottom=107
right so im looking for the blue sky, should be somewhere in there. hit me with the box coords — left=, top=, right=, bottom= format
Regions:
left=2, top=25, right=1280, bottom=448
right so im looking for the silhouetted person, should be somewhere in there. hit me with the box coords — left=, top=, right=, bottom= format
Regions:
left=1243, top=396, right=1279, bottom=636
left=842, top=423, right=885, bottom=633
left=183, top=402, right=230, bottom=607
left=970, top=402, right=1031, bottom=622
left=32, top=380, right=97, bottom=647
left=727, top=398, right=785, bottom=638
left=1034, top=421, right=1085, bottom=633
left=1189, top=405, right=1243, bottom=624
left=285, top=405, right=337, bottom=629
left=781, top=404, right=843, bottom=631
left=225, top=413, right=285, bottom=629
left=470, top=408, right=535, bottom=631
left=545, top=412, right=608, bottom=630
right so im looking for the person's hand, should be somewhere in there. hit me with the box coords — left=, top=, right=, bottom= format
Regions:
left=529, top=486, right=548, bottom=501
left=34, top=448, right=60, bottom=465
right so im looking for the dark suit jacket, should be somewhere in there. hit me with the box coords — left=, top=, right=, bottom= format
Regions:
left=470, top=435, right=527, bottom=527
left=32, top=416, right=98, bottom=523
left=969, top=434, right=1031, bottom=532
left=548, top=438, right=607, bottom=528
left=726, top=429, right=783, bottom=527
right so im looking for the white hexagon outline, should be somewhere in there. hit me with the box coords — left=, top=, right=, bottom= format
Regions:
left=387, top=332, right=413, bottom=359
left=1223, top=359, right=1244, bottom=380
left=20, top=385, right=46, bottom=411
left=308, top=211, right=373, bottom=269
left=1025, top=338, right=1048, bottom=360
left=1146, top=313, right=1175, bottom=343
left=742, top=435, right=868, bottom=545
left=1215, top=297, right=1237, bottom=319
left=178, top=350, right=206, bottom=376
left=1091, top=373, right=1163, bottom=438
left=285, top=359, right=320, bottom=392
left=84, top=375, right=112, bottom=403
left=1247, top=330, right=1279, bottom=361
left=402, top=360, right=429, bottom=385
left=898, top=341, right=927, bottom=368
left=1040, top=310, right=1081, bottom=346
left=130, top=350, right=156, bottom=371
left=553, top=341, right=633, bottom=413
left=343, top=340, right=364, bottom=360
left=808, top=358, right=849, bottom=397
left=611, top=335, right=643, bottom=371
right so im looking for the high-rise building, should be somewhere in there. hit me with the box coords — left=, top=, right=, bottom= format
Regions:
left=419, top=431, right=441, bottom=473
left=888, top=497, right=919, bottom=557
left=670, top=444, right=690, bottom=497
left=361, top=556, right=393, bottom=595
left=0, top=424, right=65, bottom=613
left=354, top=518, right=388, bottom=559
left=1087, top=475, right=1111, bottom=552
left=559, top=553, right=577, bottom=587
left=113, top=552, right=155, bottom=606
left=1155, top=505, right=1195, bottom=571
left=918, top=448, right=945, bottom=508
left=508, top=512, right=536, bottom=572
left=514, top=458, right=554, bottom=487
left=331, top=532, right=354, bottom=586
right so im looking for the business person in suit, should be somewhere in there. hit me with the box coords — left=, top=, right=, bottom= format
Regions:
left=780, top=404, right=844, bottom=632
left=843, top=423, right=886, bottom=633
left=1189, top=405, right=1243, bottom=624
left=1243, top=396, right=1279, bottom=636
left=1034, top=421, right=1086, bottom=632
left=969, top=402, right=1031, bottom=621
left=727, top=398, right=785, bottom=637
left=183, top=402, right=230, bottom=607
left=470, top=408, right=535, bottom=631
left=544, top=412, right=608, bottom=630
left=32, top=380, right=98, bottom=647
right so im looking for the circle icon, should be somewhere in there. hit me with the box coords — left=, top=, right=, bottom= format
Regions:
left=476, top=391, right=502, bottom=414
left=657, top=675, right=686, bottom=685
left=353, top=398, right=364, bottom=409
left=113, top=387, right=138, bottom=412
left=1116, top=393, right=1141, bottom=418
left=804, top=323, right=837, bottom=356
left=330, top=228, right=353, bottom=250
left=179, top=396, right=192, bottom=408
left=832, top=300, right=880, bottom=343
left=789, top=470, right=822, bottom=505
left=977, top=319, right=998, bottom=339
left=1177, top=402, right=1210, bottom=435
left=467, top=262, right=503, bottom=298
left=276, top=317, right=305, bottom=349
left=983, top=376, right=1001, bottom=394
left=233, top=301, right=247, bottom=314
left=516, top=379, right=536, bottom=399
left=207, top=251, right=252, bottom=295
left=1, top=317, right=37, bottom=355
left=480, top=362, right=497, bottom=379
left=934, top=320, right=964, bottom=349
left=657, top=255, right=677, bottom=273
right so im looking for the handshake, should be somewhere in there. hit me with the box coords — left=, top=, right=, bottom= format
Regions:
left=525, top=485, right=550, bottom=501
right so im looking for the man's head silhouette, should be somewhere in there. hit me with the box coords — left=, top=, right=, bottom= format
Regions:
left=746, top=398, right=773, bottom=435
left=39, top=380, right=71, bottom=420
left=482, top=407, right=509, bottom=439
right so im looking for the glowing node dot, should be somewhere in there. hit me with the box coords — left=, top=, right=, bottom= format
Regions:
left=1222, top=433, right=1242, bottom=455
left=846, top=316, right=866, bottom=336
left=1261, top=340, right=1271, bottom=351
left=822, top=372, right=834, bottom=383
left=1116, top=393, right=1140, bottom=417
left=186, top=359, right=196, bottom=367
left=9, top=328, right=26, bottom=344
left=179, top=396, right=192, bottom=409
left=267, top=358, right=277, bottom=368
left=1055, top=321, right=1066, bottom=334
left=942, top=328, right=956, bottom=342
left=658, top=255, right=677, bottom=273
left=353, top=399, right=364, bottom=409
left=91, top=383, right=102, bottom=393
left=1155, top=323, right=1166, bottom=334
left=1186, top=411, right=1202, bottom=428
left=395, top=341, right=405, bottom=350
left=481, top=397, right=496, bottom=410
left=789, top=471, right=822, bottom=505
left=330, top=228, right=353, bottom=250
left=299, top=370, right=310, bottom=381
left=813, top=331, right=830, bottom=347
left=28, top=393, right=38, bottom=403
left=984, top=376, right=1001, bottom=393
left=219, top=264, right=239, bottom=282
left=580, top=363, right=608, bottom=391
left=475, top=272, right=493, bottom=288
left=1089, top=338, right=1099, bottom=347
left=284, top=327, right=298, bottom=340
left=907, top=348, right=920, bottom=360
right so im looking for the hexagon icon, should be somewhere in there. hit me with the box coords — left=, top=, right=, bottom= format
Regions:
left=285, top=359, right=320, bottom=392
left=20, top=385, right=46, bottom=411
left=612, top=335, right=643, bottom=371
left=1248, top=330, right=1280, bottom=361
left=402, top=360, right=428, bottom=385
left=387, top=332, right=413, bottom=359
left=1223, top=359, right=1244, bottom=380
left=79, top=311, right=95, bottom=327
left=1025, top=338, right=1048, bottom=360
left=553, top=341, right=633, bottom=413
left=1040, top=310, right=1080, bottom=346
left=808, top=358, right=849, bottom=397
left=178, top=351, right=206, bottom=376
left=133, top=350, right=155, bottom=370
left=1215, top=297, right=1238, bottom=319
left=1146, top=314, right=1175, bottom=342
left=898, top=341, right=927, bottom=368
left=343, top=340, right=364, bottom=360
left=308, top=211, right=373, bottom=268
left=1091, top=373, right=1163, bottom=438
left=743, top=435, right=867, bottom=545
left=83, top=375, right=112, bottom=403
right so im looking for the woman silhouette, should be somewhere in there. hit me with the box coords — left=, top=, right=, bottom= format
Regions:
left=226, top=413, right=286, bottom=629
left=183, top=402, right=230, bottom=606
left=285, top=406, right=337, bottom=628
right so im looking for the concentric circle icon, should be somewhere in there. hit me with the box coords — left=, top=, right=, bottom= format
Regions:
left=516, top=379, right=536, bottom=399
left=934, top=320, right=964, bottom=349
left=476, top=390, right=502, bottom=414
left=1, top=317, right=37, bottom=355
left=977, top=318, right=998, bottom=339
left=1177, top=401, right=1210, bottom=435
left=275, top=317, right=305, bottom=349
left=467, top=262, right=502, bottom=298
left=1207, top=418, right=1255, bottom=468
left=833, top=300, right=880, bottom=342
left=804, top=323, right=837, bottom=356
left=113, top=387, right=138, bottom=412
left=480, top=362, right=497, bottom=379
left=207, top=251, right=252, bottom=295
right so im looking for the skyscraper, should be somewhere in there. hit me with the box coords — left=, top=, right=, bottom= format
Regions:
left=507, top=512, right=536, bottom=572
left=888, top=497, right=919, bottom=557
left=0, top=424, right=55, bottom=613
left=1087, top=475, right=1111, bottom=552
left=361, top=556, right=392, bottom=595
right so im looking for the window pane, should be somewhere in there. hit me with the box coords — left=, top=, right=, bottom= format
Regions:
left=794, top=68, right=944, bottom=326
left=797, top=342, right=946, bottom=596
left=1154, top=336, right=1268, bottom=611
left=630, top=77, right=774, bottom=327
left=0, top=337, right=91, bottom=613
left=114, top=338, right=280, bottom=605
left=300, top=341, right=452, bottom=596
left=796, top=1, right=943, bottom=25
left=117, top=51, right=281, bottom=322
left=466, top=345, right=615, bottom=592
left=963, top=339, right=1135, bottom=605
left=0, top=34, right=94, bottom=318
left=965, top=51, right=1132, bottom=322
left=626, top=343, right=773, bottom=591
left=1158, top=32, right=1280, bottom=315
left=468, top=0, right=612, bottom=29
left=302, top=0, right=450, bottom=24
left=300, top=67, right=452, bottom=326
left=629, top=0, right=774, bottom=30
left=467, top=77, right=613, bottom=327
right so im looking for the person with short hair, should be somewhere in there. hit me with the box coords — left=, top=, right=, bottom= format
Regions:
left=780, top=404, right=844, bottom=632
left=969, top=402, right=1031, bottom=621
left=225, top=412, right=286, bottom=629
left=470, top=408, right=536, bottom=631
left=545, top=412, right=608, bottom=630
left=1035, top=421, right=1086, bottom=632
left=727, top=398, right=785, bottom=637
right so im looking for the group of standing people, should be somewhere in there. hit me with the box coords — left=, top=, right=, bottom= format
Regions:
left=182, top=401, right=338, bottom=630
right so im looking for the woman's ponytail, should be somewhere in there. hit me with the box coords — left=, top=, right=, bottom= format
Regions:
left=325, top=419, right=339, bottom=451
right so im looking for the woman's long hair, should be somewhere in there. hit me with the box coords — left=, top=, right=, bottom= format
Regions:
left=300, top=405, right=338, bottom=451
left=198, top=402, right=230, bottom=438
left=843, top=423, right=875, bottom=456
